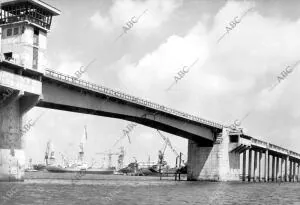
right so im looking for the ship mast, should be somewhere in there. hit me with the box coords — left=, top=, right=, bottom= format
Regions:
left=78, top=125, right=87, bottom=164
left=45, top=140, right=55, bottom=165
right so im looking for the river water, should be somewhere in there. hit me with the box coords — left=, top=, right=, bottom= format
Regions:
left=0, top=172, right=300, bottom=205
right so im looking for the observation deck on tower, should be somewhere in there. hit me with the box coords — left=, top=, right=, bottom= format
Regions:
left=0, top=0, right=61, bottom=31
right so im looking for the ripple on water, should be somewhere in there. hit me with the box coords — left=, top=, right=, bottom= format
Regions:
left=0, top=173, right=299, bottom=205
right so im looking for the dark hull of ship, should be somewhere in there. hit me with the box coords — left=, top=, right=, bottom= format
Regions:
left=46, top=166, right=114, bottom=175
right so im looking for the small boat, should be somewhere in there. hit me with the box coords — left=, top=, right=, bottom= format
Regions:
left=33, top=164, right=47, bottom=171
left=25, top=158, right=39, bottom=172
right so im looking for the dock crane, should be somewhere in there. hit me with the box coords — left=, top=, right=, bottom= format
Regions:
left=156, top=130, right=185, bottom=166
left=96, top=147, right=125, bottom=169
left=156, top=130, right=179, bottom=157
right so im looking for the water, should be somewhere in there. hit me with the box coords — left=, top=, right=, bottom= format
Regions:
left=0, top=172, right=300, bottom=205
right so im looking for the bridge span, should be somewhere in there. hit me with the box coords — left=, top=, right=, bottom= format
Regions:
left=0, top=65, right=299, bottom=182
left=0, top=0, right=299, bottom=182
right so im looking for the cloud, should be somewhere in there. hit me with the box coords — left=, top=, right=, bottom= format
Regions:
left=89, top=0, right=183, bottom=38
left=90, top=11, right=112, bottom=32
left=112, top=0, right=300, bottom=152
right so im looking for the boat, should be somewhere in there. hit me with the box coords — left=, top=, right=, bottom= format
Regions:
left=25, top=158, right=39, bottom=172
left=33, top=164, right=47, bottom=171
left=46, top=126, right=115, bottom=175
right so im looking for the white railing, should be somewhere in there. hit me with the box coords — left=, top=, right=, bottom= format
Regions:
left=289, top=151, right=300, bottom=159
left=44, top=69, right=224, bottom=129
left=269, top=143, right=289, bottom=154
left=251, top=138, right=268, bottom=148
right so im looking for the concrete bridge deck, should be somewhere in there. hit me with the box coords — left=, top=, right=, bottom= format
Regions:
left=43, top=68, right=300, bottom=160
left=0, top=64, right=299, bottom=182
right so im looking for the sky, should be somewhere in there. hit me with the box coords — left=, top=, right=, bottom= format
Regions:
left=23, top=0, right=300, bottom=168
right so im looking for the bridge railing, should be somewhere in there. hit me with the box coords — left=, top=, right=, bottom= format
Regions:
left=289, top=151, right=300, bottom=159
left=268, top=143, right=289, bottom=154
left=251, top=138, right=268, bottom=148
left=45, top=69, right=223, bottom=129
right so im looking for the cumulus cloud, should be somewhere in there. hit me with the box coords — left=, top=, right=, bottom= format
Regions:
left=89, top=0, right=183, bottom=38
left=90, top=11, right=112, bottom=32
left=112, top=0, right=300, bottom=152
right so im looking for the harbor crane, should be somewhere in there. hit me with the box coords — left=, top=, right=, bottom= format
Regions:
left=156, top=130, right=180, bottom=157
left=96, top=147, right=125, bottom=169
left=156, top=130, right=185, bottom=166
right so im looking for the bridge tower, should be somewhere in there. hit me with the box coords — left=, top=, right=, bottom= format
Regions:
left=0, top=0, right=60, bottom=181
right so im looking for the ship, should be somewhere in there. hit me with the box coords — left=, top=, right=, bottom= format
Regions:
left=25, top=158, right=38, bottom=172
left=46, top=126, right=115, bottom=175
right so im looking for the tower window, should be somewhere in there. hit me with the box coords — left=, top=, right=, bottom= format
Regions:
left=4, top=52, right=13, bottom=61
left=7, top=28, right=12, bottom=37
left=34, top=28, right=39, bottom=35
left=229, top=135, right=239, bottom=143
left=13, top=27, right=19, bottom=35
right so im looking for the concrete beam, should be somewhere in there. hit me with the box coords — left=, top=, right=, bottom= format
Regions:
left=39, top=81, right=216, bottom=142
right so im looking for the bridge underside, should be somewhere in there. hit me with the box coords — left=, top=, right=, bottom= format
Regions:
left=38, top=77, right=219, bottom=145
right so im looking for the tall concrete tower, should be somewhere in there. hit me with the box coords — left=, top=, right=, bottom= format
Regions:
left=0, top=0, right=60, bottom=182
left=0, top=0, right=60, bottom=74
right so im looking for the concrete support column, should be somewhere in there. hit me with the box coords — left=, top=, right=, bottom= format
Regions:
left=293, top=161, right=296, bottom=182
left=276, top=156, right=279, bottom=182
left=253, top=150, right=257, bottom=182
left=0, top=99, right=25, bottom=181
left=295, top=162, right=298, bottom=182
left=281, top=157, right=284, bottom=182
left=242, top=150, right=246, bottom=181
left=297, top=162, right=300, bottom=182
left=271, top=155, right=275, bottom=182
left=298, top=162, right=300, bottom=182
left=187, top=128, right=240, bottom=181
left=289, top=159, right=292, bottom=182
left=0, top=70, right=41, bottom=182
left=248, top=149, right=252, bottom=182
left=285, top=156, right=289, bottom=182
left=264, top=150, right=268, bottom=182
left=258, top=150, right=262, bottom=182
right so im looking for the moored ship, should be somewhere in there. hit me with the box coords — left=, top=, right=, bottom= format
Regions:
left=46, top=126, right=115, bottom=174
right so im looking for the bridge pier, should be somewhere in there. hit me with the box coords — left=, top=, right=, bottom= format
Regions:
left=264, top=150, right=268, bottom=182
left=242, top=150, right=246, bottom=181
left=258, top=150, right=262, bottom=182
left=187, top=129, right=240, bottom=181
left=289, top=158, right=292, bottom=182
left=248, top=149, right=252, bottom=182
left=0, top=71, right=41, bottom=181
left=253, top=150, right=257, bottom=182
left=297, top=162, right=300, bottom=182
left=276, top=156, right=279, bottom=182
left=285, top=156, right=289, bottom=182
left=0, top=95, right=40, bottom=181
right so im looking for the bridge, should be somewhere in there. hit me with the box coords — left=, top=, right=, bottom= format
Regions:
left=0, top=0, right=299, bottom=182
